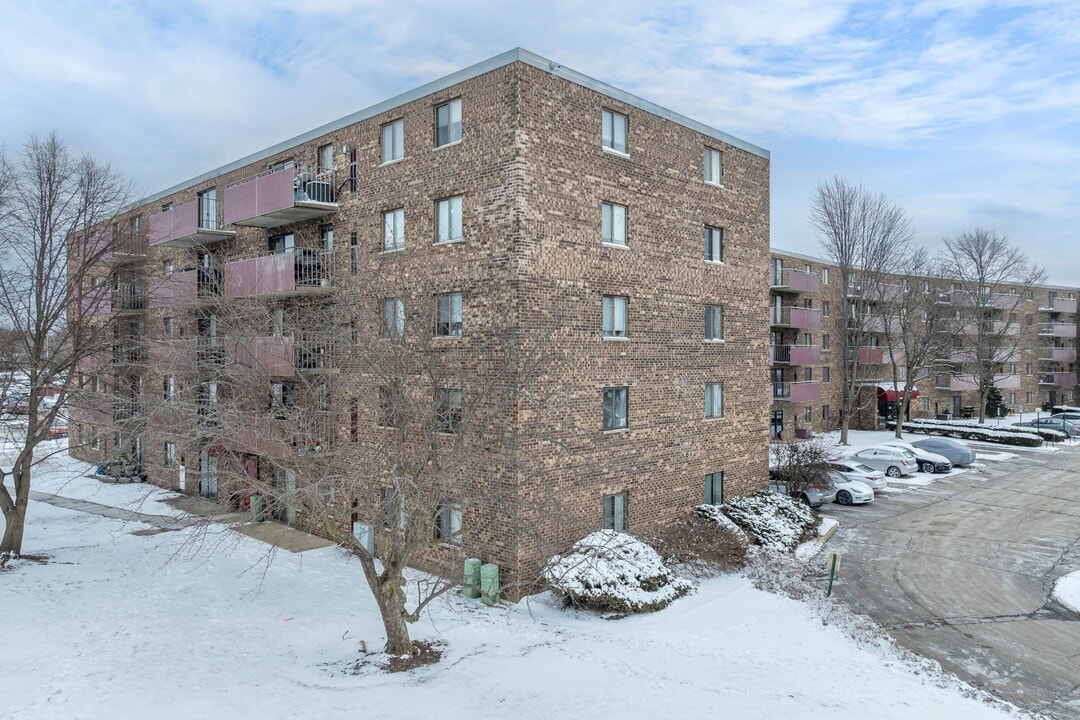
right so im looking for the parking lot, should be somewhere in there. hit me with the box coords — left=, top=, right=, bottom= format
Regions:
left=818, top=440, right=1080, bottom=719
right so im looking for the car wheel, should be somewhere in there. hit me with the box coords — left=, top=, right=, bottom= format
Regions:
left=837, top=490, right=852, bottom=505
left=919, top=462, right=935, bottom=474
left=799, top=493, right=812, bottom=506
left=886, top=466, right=902, bottom=478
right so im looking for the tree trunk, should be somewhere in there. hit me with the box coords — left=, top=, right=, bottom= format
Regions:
left=373, top=572, right=415, bottom=656
left=0, top=461, right=32, bottom=557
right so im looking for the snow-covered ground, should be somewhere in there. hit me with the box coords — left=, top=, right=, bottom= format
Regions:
left=1054, top=572, right=1080, bottom=614
left=2, top=451, right=1037, bottom=720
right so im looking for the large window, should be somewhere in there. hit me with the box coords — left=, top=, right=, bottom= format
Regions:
left=383, top=209, right=404, bottom=251
left=705, top=382, right=723, bottom=418
left=164, top=442, right=176, bottom=468
left=704, top=226, right=723, bottom=263
left=602, top=295, right=628, bottom=337
left=704, top=147, right=722, bottom=186
left=704, top=472, right=723, bottom=505
left=381, top=119, right=404, bottom=163
left=602, top=109, right=628, bottom=154
left=705, top=305, right=723, bottom=341
left=163, top=376, right=175, bottom=401
left=435, top=501, right=462, bottom=545
left=602, top=387, right=628, bottom=430
left=602, top=202, right=627, bottom=246
left=435, top=99, right=462, bottom=147
left=436, top=196, right=462, bottom=243
left=378, top=386, right=401, bottom=428
left=382, top=298, right=404, bottom=338
left=436, top=388, right=463, bottom=434
left=436, top=292, right=463, bottom=337
left=602, top=491, right=628, bottom=530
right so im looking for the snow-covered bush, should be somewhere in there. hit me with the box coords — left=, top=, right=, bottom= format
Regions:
left=645, top=508, right=748, bottom=575
left=717, top=491, right=819, bottom=552
left=544, top=530, right=692, bottom=613
left=892, top=420, right=1043, bottom=446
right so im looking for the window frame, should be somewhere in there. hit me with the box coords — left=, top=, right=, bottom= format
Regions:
left=602, top=295, right=629, bottom=338
left=435, top=99, right=462, bottom=148
left=436, top=292, right=463, bottom=337
left=380, top=119, right=405, bottom=164
left=601, top=109, right=628, bottom=155
left=704, top=472, right=724, bottom=505
left=602, top=386, right=629, bottom=430
left=382, top=208, right=405, bottom=252
left=704, top=225, right=724, bottom=264
left=435, top=388, right=463, bottom=434
left=601, top=202, right=627, bottom=247
left=703, top=147, right=723, bottom=186
left=435, top=501, right=463, bottom=545
left=705, top=382, right=723, bottom=419
left=602, top=491, right=628, bottom=530
left=704, top=305, right=723, bottom=342
left=381, top=298, right=405, bottom=338
left=435, top=196, right=463, bottom=244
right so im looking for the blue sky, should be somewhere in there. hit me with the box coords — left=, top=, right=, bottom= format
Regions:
left=3, top=0, right=1077, bottom=283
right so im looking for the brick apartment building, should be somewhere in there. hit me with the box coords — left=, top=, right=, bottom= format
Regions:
left=768, top=247, right=1078, bottom=439
left=68, top=49, right=772, bottom=582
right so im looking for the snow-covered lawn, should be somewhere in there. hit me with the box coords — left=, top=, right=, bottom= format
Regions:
left=1054, top=572, right=1080, bottom=614
left=1, top=457, right=1034, bottom=720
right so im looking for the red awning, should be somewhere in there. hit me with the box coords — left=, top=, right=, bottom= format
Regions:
left=877, top=384, right=920, bottom=401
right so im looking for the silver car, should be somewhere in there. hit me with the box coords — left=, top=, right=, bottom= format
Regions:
left=848, top=446, right=919, bottom=478
left=909, top=437, right=977, bottom=466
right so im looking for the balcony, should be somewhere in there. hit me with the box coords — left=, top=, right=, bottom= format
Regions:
left=149, top=197, right=235, bottom=248
left=770, top=306, right=821, bottom=329
left=84, top=229, right=147, bottom=266
left=993, top=373, right=1021, bottom=389
left=224, top=249, right=334, bottom=298
left=772, top=345, right=821, bottom=366
left=226, top=336, right=295, bottom=377
left=148, top=270, right=197, bottom=307
left=846, top=314, right=889, bottom=333
left=80, top=286, right=111, bottom=316
left=935, top=374, right=978, bottom=391
left=1039, top=323, right=1078, bottom=339
left=107, top=283, right=146, bottom=315
left=147, top=338, right=194, bottom=366
left=196, top=337, right=225, bottom=366
left=111, top=344, right=147, bottom=366
left=1039, top=372, right=1077, bottom=387
left=858, top=347, right=885, bottom=364
left=770, top=267, right=820, bottom=293
left=772, top=381, right=821, bottom=403
left=1039, top=347, right=1077, bottom=363
left=224, top=164, right=337, bottom=229
left=1039, top=298, right=1077, bottom=315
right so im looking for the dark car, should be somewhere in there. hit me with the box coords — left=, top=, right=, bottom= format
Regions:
left=1013, top=417, right=1080, bottom=438
left=909, top=437, right=977, bottom=466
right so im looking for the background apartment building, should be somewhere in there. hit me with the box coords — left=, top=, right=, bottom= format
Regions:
left=68, top=49, right=771, bottom=582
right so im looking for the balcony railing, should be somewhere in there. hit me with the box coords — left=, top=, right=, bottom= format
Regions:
left=1039, top=323, right=1078, bottom=338
left=296, top=332, right=336, bottom=372
left=109, top=283, right=146, bottom=314
left=772, top=381, right=821, bottom=402
left=149, top=196, right=236, bottom=248
left=770, top=306, right=821, bottom=329
left=1039, top=298, right=1077, bottom=314
left=770, top=267, right=820, bottom=293
left=148, top=270, right=197, bottom=308
left=772, top=345, right=821, bottom=365
left=111, top=344, right=147, bottom=365
left=1039, top=372, right=1077, bottom=387
left=935, top=374, right=978, bottom=391
left=1039, top=347, right=1077, bottom=363
left=224, top=163, right=337, bottom=229
left=227, top=336, right=295, bottom=377
left=223, top=248, right=334, bottom=298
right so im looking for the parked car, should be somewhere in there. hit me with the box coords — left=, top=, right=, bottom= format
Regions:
left=847, top=447, right=918, bottom=477
left=829, top=470, right=874, bottom=505
left=1013, top=417, right=1080, bottom=438
left=47, top=418, right=68, bottom=439
left=768, top=469, right=837, bottom=508
left=1050, top=412, right=1080, bottom=424
left=879, top=440, right=953, bottom=473
left=828, top=460, right=887, bottom=491
left=3, top=394, right=30, bottom=414
left=908, top=437, right=977, bottom=466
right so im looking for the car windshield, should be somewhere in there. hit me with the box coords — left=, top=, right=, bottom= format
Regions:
left=852, top=463, right=878, bottom=473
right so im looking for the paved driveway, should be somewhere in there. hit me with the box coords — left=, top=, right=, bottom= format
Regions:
left=818, top=441, right=1080, bottom=719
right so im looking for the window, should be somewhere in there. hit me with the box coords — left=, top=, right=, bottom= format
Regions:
left=163, top=376, right=175, bottom=401
left=602, top=387, right=628, bottom=430
left=270, top=233, right=294, bottom=254
left=435, top=501, right=462, bottom=544
left=602, top=491, right=628, bottom=530
left=383, top=209, right=404, bottom=251
left=602, top=295, right=628, bottom=337
left=435, top=99, right=462, bottom=147
left=163, top=317, right=174, bottom=338
left=705, top=382, right=723, bottom=418
left=822, top=301, right=830, bottom=317
left=1009, top=392, right=1016, bottom=405
left=705, top=305, right=723, bottom=341
left=381, top=487, right=404, bottom=530
left=822, top=268, right=829, bottom=285
left=378, top=385, right=401, bottom=428
left=1026, top=289, right=1034, bottom=301
left=823, top=404, right=831, bottom=419
left=164, top=442, right=176, bottom=468
left=350, top=231, right=358, bottom=275
left=704, top=147, right=722, bottom=185
left=436, top=196, right=462, bottom=243
left=822, top=367, right=830, bottom=383
left=822, top=334, right=830, bottom=350
left=601, top=202, right=626, bottom=246
left=704, top=226, right=723, bottom=263
left=382, top=298, right=404, bottom=338
left=197, top=189, right=217, bottom=230
left=350, top=398, right=359, bottom=441
left=348, top=148, right=357, bottom=192
left=1026, top=392, right=1033, bottom=404
left=921, top=398, right=929, bottom=411
left=804, top=406, right=812, bottom=422
left=436, top=292, right=463, bottom=337
left=1026, top=314, right=1034, bottom=325
left=436, top=388, right=463, bottom=433
left=602, top=109, right=628, bottom=154
left=1026, top=363, right=1032, bottom=376
left=163, top=260, right=174, bottom=276
left=704, top=472, right=724, bottom=505
left=381, top=119, right=404, bottom=163
left=804, top=368, right=813, bottom=382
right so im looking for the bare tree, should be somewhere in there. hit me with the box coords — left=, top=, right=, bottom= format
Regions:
left=938, top=228, right=1046, bottom=424
left=770, top=437, right=837, bottom=499
left=810, top=176, right=914, bottom=443
left=0, top=133, right=131, bottom=558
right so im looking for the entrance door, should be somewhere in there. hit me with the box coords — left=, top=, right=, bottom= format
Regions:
left=199, top=451, right=218, bottom=501
left=272, top=468, right=296, bottom=525
left=771, top=410, right=784, bottom=440
left=952, top=395, right=963, bottom=417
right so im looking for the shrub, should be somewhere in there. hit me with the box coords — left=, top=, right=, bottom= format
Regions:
left=718, top=491, right=820, bottom=552
left=645, top=509, right=748, bottom=575
left=889, top=420, right=1044, bottom=447
left=543, top=530, right=692, bottom=614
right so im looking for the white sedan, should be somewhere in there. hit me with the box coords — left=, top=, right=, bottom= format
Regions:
left=879, top=440, right=953, bottom=473
left=829, top=460, right=888, bottom=491
left=829, top=470, right=874, bottom=505
left=848, top=446, right=919, bottom=477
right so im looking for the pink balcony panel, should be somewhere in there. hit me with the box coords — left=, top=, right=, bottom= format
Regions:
left=788, top=345, right=821, bottom=365
left=80, top=288, right=110, bottom=316
left=148, top=270, right=197, bottom=307
left=993, top=374, right=1021, bottom=389
left=150, top=199, right=234, bottom=248
left=1040, top=372, right=1077, bottom=387
left=225, top=254, right=291, bottom=297
left=1040, top=298, right=1078, bottom=314
left=224, top=167, right=336, bottom=229
left=217, top=416, right=292, bottom=458
left=789, top=381, right=821, bottom=403
left=772, top=268, right=820, bottom=293
left=1042, top=347, right=1077, bottom=362
left=1041, top=323, right=1078, bottom=338
left=788, top=307, right=821, bottom=329
left=227, top=336, right=295, bottom=376
left=859, top=347, right=884, bottom=364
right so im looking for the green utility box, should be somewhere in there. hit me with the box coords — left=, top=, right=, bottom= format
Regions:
left=480, top=563, right=500, bottom=606
left=462, top=558, right=482, bottom=598
left=250, top=494, right=265, bottom=522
